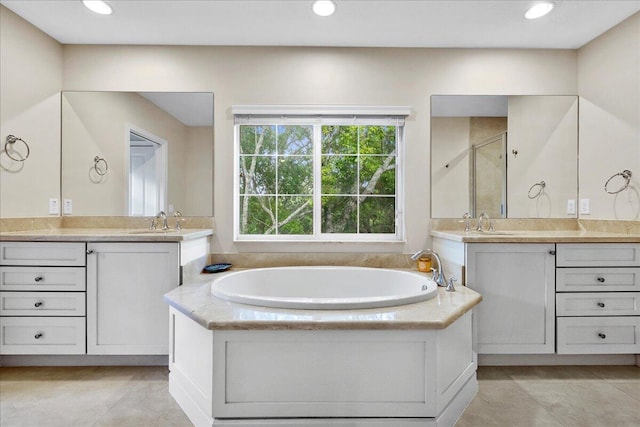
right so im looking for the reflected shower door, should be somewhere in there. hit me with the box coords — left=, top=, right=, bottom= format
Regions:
left=472, top=132, right=507, bottom=218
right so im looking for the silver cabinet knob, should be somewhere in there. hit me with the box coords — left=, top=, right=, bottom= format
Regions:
left=597, top=302, right=605, bottom=308
left=596, top=277, right=605, bottom=283
left=86, top=249, right=94, bottom=255
left=598, top=333, right=606, bottom=339
left=34, top=332, right=43, bottom=339
left=34, top=276, right=44, bottom=282
left=34, top=301, right=43, bottom=308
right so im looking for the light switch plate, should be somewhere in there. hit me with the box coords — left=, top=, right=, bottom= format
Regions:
left=567, top=199, right=576, bottom=215
left=579, top=198, right=590, bottom=215
left=48, top=198, right=59, bottom=215
left=63, top=199, right=72, bottom=215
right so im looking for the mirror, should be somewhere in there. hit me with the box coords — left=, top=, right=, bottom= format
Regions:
left=431, top=95, right=578, bottom=218
left=62, top=92, right=213, bottom=216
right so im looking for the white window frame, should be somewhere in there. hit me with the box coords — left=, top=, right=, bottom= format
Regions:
left=233, top=105, right=410, bottom=242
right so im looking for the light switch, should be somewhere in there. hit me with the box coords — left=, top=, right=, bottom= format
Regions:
left=579, top=198, right=590, bottom=215
left=49, top=198, right=59, bottom=215
left=63, top=199, right=73, bottom=215
left=567, top=199, right=576, bottom=215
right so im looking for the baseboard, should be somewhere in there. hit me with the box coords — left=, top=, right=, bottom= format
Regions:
left=0, top=354, right=168, bottom=367
left=479, top=353, right=636, bottom=366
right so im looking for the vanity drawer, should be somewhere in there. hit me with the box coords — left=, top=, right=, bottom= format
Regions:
left=556, top=268, right=640, bottom=292
left=556, top=317, right=640, bottom=354
left=0, top=242, right=86, bottom=266
left=0, top=316, right=86, bottom=354
left=556, top=292, right=640, bottom=316
left=556, top=244, right=640, bottom=267
left=0, top=267, right=86, bottom=291
left=0, top=292, right=85, bottom=316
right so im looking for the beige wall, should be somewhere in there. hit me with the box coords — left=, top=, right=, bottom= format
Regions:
left=578, top=12, right=640, bottom=220
left=507, top=96, right=578, bottom=218
left=61, top=45, right=577, bottom=253
left=185, top=126, right=214, bottom=216
left=0, top=6, right=62, bottom=218
left=61, top=91, right=191, bottom=216
left=431, top=117, right=471, bottom=218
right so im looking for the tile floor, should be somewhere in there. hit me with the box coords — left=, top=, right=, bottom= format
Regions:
left=0, top=365, right=638, bottom=426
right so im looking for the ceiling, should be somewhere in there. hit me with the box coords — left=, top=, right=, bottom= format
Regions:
left=2, top=0, right=639, bottom=49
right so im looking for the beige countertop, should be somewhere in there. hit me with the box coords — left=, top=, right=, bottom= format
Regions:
left=431, top=229, right=640, bottom=243
left=0, top=228, right=213, bottom=242
left=164, top=272, right=482, bottom=331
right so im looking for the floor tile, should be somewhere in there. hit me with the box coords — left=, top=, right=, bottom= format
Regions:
left=500, top=365, right=601, bottom=382
left=515, top=380, right=640, bottom=427
left=585, top=365, right=640, bottom=383
left=612, top=382, right=640, bottom=401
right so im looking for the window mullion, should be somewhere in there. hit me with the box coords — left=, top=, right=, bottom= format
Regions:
left=313, top=124, right=322, bottom=237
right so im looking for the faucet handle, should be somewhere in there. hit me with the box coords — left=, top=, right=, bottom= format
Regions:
left=488, top=220, right=495, bottom=232
left=462, top=212, right=472, bottom=232
left=173, top=210, right=183, bottom=231
left=149, top=217, right=157, bottom=230
left=446, top=276, right=457, bottom=292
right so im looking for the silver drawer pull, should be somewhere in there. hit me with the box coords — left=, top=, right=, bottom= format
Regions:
left=596, top=277, right=605, bottom=283
left=34, top=332, right=43, bottom=339
left=598, top=333, right=606, bottom=339
left=597, top=302, right=605, bottom=308
left=34, top=301, right=44, bottom=308
left=86, top=249, right=94, bottom=255
left=34, top=276, right=44, bottom=282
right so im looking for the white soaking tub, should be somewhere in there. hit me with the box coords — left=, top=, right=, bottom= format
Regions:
left=210, top=266, right=438, bottom=309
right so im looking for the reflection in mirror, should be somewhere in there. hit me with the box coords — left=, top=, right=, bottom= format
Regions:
left=62, top=92, right=213, bottom=217
left=431, top=95, right=578, bottom=219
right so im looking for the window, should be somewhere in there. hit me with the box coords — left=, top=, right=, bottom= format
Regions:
left=234, top=106, right=408, bottom=241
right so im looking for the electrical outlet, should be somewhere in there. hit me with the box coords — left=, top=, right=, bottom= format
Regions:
left=580, top=198, right=590, bottom=215
left=567, top=199, right=576, bottom=215
left=48, top=198, right=59, bottom=215
left=63, top=199, right=73, bottom=215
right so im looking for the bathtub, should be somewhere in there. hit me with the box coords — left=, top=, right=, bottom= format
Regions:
left=210, top=266, right=438, bottom=309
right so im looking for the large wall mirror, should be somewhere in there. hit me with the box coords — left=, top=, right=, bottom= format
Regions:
left=62, top=92, right=214, bottom=217
left=431, top=95, right=578, bottom=219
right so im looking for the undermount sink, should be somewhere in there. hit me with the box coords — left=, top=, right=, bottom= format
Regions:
left=466, top=230, right=518, bottom=236
left=128, top=229, right=179, bottom=234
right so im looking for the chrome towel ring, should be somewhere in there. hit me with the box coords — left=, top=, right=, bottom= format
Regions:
left=528, top=181, right=546, bottom=199
left=4, top=135, right=30, bottom=162
left=93, top=156, right=108, bottom=176
left=605, top=169, right=632, bottom=194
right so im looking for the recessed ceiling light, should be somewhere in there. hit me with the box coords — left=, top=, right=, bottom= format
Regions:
left=313, top=0, right=336, bottom=17
left=82, top=0, right=113, bottom=15
left=525, top=2, right=554, bottom=20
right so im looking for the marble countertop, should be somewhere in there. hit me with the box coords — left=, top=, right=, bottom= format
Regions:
left=0, top=228, right=213, bottom=242
left=164, top=272, right=482, bottom=331
left=431, top=229, right=640, bottom=243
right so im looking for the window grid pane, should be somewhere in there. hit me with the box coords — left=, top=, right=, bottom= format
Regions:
left=238, top=123, right=399, bottom=238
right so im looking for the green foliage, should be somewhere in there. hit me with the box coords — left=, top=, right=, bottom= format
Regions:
left=239, top=124, right=398, bottom=236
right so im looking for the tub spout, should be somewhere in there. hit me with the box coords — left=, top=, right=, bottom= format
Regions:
left=411, top=249, right=447, bottom=287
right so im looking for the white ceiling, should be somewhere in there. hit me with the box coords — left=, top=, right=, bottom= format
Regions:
left=2, top=0, right=639, bottom=49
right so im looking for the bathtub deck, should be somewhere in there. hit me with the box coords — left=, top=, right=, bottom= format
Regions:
left=164, top=272, right=482, bottom=330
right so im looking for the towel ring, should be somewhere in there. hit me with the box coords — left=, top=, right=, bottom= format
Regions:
left=605, top=170, right=632, bottom=194
left=93, top=156, right=108, bottom=176
left=528, top=181, right=546, bottom=199
left=4, top=135, right=30, bottom=162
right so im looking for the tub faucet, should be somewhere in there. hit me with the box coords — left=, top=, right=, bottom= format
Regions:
left=156, top=210, right=169, bottom=231
left=411, top=249, right=448, bottom=288
left=476, top=212, right=489, bottom=232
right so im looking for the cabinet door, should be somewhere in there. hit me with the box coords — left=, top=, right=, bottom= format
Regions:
left=86, top=242, right=179, bottom=355
left=466, top=243, right=555, bottom=354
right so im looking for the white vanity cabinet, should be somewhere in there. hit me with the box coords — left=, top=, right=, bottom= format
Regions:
left=465, top=243, right=556, bottom=354
left=556, top=243, right=640, bottom=354
left=86, top=242, right=180, bottom=355
left=0, top=242, right=87, bottom=354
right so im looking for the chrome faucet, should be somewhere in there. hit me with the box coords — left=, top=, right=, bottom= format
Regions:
left=173, top=210, right=183, bottom=231
left=411, top=249, right=450, bottom=289
left=476, top=212, right=489, bottom=232
left=156, top=210, right=169, bottom=231
left=463, top=212, right=472, bottom=232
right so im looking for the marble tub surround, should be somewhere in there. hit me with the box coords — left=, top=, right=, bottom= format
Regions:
left=164, top=273, right=482, bottom=331
left=209, top=252, right=416, bottom=269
